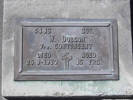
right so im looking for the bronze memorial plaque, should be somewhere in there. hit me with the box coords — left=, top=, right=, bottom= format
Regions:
left=15, top=19, right=119, bottom=80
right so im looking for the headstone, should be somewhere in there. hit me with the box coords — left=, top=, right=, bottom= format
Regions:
left=2, top=0, right=133, bottom=98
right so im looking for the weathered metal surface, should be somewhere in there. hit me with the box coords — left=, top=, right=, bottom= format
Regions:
left=15, top=19, right=118, bottom=80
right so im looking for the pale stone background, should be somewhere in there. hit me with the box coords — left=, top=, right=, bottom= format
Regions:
left=0, top=0, right=3, bottom=99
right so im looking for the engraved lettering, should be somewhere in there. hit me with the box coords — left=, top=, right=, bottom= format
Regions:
left=37, top=52, right=52, bottom=58
left=50, top=35, right=56, bottom=42
left=89, top=59, right=101, bottom=65
left=55, top=43, right=93, bottom=49
left=62, top=36, right=86, bottom=43
left=26, top=59, right=35, bottom=66
left=82, top=52, right=96, bottom=58
left=82, top=27, right=94, bottom=34
left=35, top=27, right=52, bottom=35
left=37, top=59, right=58, bottom=66
left=77, top=59, right=84, bottom=65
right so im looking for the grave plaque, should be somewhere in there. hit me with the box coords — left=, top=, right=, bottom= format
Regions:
left=15, top=19, right=118, bottom=80
left=2, top=0, right=133, bottom=98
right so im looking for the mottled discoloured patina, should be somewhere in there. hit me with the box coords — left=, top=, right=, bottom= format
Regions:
left=14, top=19, right=118, bottom=81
